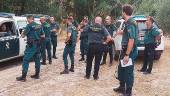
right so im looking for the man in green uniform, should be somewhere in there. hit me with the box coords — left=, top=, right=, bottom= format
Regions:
left=40, top=17, right=52, bottom=65
left=113, top=4, right=138, bottom=96
left=138, top=16, right=160, bottom=74
left=68, top=15, right=78, bottom=28
left=49, top=17, right=60, bottom=59
left=79, top=16, right=89, bottom=62
left=60, top=17, right=79, bottom=74
left=16, top=15, right=45, bottom=81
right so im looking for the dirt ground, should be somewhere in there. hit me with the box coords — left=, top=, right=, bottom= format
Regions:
left=0, top=38, right=170, bottom=96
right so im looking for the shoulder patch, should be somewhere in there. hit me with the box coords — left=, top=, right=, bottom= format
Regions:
left=90, top=26, right=102, bottom=32
left=72, top=26, right=77, bottom=31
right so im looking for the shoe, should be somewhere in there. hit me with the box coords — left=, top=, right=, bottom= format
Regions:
left=109, top=63, right=112, bottom=67
left=41, top=62, right=46, bottom=65
left=16, top=71, right=27, bottom=82
left=84, top=75, right=90, bottom=79
left=49, top=61, right=52, bottom=64
left=137, top=69, right=146, bottom=72
left=124, top=87, right=132, bottom=96
left=79, top=58, right=84, bottom=61
left=113, top=86, right=125, bottom=93
left=69, top=68, right=74, bottom=72
left=53, top=56, right=58, bottom=59
left=93, top=76, right=99, bottom=80
left=16, top=76, right=26, bottom=82
left=143, top=71, right=151, bottom=74
left=60, top=69, right=69, bottom=74
left=30, top=74, right=40, bottom=79
left=100, top=61, right=106, bottom=65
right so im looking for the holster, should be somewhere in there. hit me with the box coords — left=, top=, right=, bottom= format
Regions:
left=65, top=39, right=72, bottom=45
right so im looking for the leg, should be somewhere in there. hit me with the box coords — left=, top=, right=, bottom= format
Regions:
left=69, top=45, right=76, bottom=72
left=93, top=44, right=103, bottom=79
left=101, top=51, right=107, bottom=65
left=31, top=52, right=41, bottom=79
left=60, top=45, right=69, bottom=74
left=85, top=44, right=94, bottom=78
left=101, top=45, right=108, bottom=65
left=125, top=65, right=134, bottom=95
left=16, top=48, right=35, bottom=81
left=108, top=44, right=114, bottom=65
left=41, top=41, right=46, bottom=65
left=114, top=50, right=126, bottom=93
left=146, top=45, right=155, bottom=73
left=46, top=40, right=52, bottom=64
left=79, top=40, right=85, bottom=61
left=140, top=46, right=148, bottom=72
left=51, top=36, right=57, bottom=59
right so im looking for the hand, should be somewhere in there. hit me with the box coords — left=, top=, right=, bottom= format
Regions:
left=117, top=29, right=123, bottom=35
left=123, top=55, right=129, bottom=65
left=52, top=29, right=57, bottom=32
left=103, top=42, right=107, bottom=45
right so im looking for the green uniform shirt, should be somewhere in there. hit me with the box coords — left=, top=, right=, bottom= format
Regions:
left=122, top=18, right=138, bottom=46
left=50, top=22, right=60, bottom=36
left=42, top=22, right=51, bottom=38
left=144, top=27, right=160, bottom=44
left=24, top=22, right=44, bottom=40
left=67, top=24, right=78, bottom=45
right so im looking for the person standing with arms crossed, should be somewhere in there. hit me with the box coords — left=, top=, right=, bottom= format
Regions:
left=40, top=16, right=52, bottom=65
left=49, top=17, right=60, bottom=59
left=138, top=16, right=161, bottom=74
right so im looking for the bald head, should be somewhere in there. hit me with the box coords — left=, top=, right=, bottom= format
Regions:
left=40, top=16, right=46, bottom=23
left=94, top=17, right=102, bottom=24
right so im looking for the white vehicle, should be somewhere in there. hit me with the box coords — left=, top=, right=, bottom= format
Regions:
left=113, top=15, right=165, bottom=60
left=0, top=13, right=41, bottom=62
left=0, top=17, right=24, bottom=62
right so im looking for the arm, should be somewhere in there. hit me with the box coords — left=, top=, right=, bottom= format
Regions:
left=103, top=27, right=112, bottom=44
left=65, top=27, right=72, bottom=43
left=21, top=25, right=29, bottom=38
left=123, top=25, right=136, bottom=64
left=40, top=26, right=45, bottom=39
left=65, top=32, right=71, bottom=43
left=77, top=30, right=81, bottom=43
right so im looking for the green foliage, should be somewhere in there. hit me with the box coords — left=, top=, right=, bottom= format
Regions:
left=0, top=0, right=169, bottom=33
left=157, top=0, right=170, bottom=33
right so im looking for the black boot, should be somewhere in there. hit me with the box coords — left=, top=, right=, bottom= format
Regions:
left=69, top=65, right=74, bottom=72
left=124, top=87, right=132, bottom=96
left=60, top=65, right=69, bottom=74
left=31, top=70, right=40, bottom=79
left=100, top=61, right=106, bottom=65
left=113, top=82, right=125, bottom=93
left=79, top=57, right=85, bottom=61
left=41, top=59, right=46, bottom=65
left=16, top=71, right=27, bottom=82
left=53, top=55, right=58, bottom=59
left=49, top=58, right=52, bottom=64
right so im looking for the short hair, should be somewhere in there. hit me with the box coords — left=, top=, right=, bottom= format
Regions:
left=27, top=15, right=34, bottom=20
left=147, top=16, right=155, bottom=24
left=122, top=4, right=133, bottom=16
